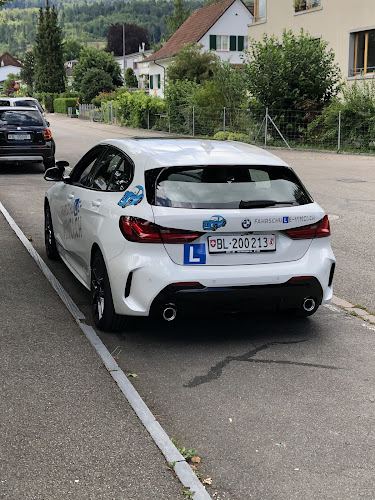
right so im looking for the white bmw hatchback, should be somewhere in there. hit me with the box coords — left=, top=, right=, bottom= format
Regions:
left=44, top=138, right=335, bottom=331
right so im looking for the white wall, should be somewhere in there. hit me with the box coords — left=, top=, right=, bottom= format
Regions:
left=200, top=0, right=253, bottom=64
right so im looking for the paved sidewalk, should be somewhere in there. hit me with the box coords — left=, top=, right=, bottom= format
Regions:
left=0, top=212, right=184, bottom=499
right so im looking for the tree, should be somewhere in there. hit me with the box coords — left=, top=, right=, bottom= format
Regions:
left=80, top=68, right=115, bottom=102
left=63, top=39, right=84, bottom=61
left=243, top=29, right=342, bottom=111
left=125, top=68, right=138, bottom=88
left=33, top=1, right=66, bottom=93
left=72, top=47, right=123, bottom=93
left=167, top=44, right=219, bottom=84
left=106, top=23, right=150, bottom=57
left=2, top=73, right=19, bottom=95
left=165, top=0, right=190, bottom=36
left=19, top=50, right=34, bottom=89
left=211, top=61, right=248, bottom=109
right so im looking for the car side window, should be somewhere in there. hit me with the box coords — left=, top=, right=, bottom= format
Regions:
left=88, top=148, right=133, bottom=192
left=71, top=147, right=105, bottom=187
left=107, top=156, right=133, bottom=192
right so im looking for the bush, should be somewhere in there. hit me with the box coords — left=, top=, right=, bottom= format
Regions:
left=213, top=131, right=230, bottom=140
left=54, top=98, right=78, bottom=114
left=114, top=90, right=166, bottom=128
left=307, top=80, right=375, bottom=151
left=227, top=132, right=250, bottom=143
left=34, top=92, right=59, bottom=112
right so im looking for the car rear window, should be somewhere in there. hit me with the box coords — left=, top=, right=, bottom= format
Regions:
left=0, top=109, right=44, bottom=127
left=146, top=165, right=312, bottom=209
left=14, top=100, right=43, bottom=113
left=0, top=100, right=10, bottom=106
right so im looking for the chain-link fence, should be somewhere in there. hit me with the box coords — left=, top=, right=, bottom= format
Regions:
left=78, top=103, right=375, bottom=154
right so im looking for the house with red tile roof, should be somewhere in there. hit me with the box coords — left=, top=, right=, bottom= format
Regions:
left=143, top=0, right=254, bottom=97
left=0, top=52, right=22, bottom=84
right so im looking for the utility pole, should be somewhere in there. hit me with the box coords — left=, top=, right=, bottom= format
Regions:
left=122, top=23, right=126, bottom=86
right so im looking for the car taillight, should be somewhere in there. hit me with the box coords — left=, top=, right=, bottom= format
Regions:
left=284, top=215, right=330, bottom=239
left=119, top=216, right=203, bottom=243
left=44, top=128, right=52, bottom=140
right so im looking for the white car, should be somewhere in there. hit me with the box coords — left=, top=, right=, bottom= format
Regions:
left=0, top=97, right=46, bottom=118
left=44, top=139, right=335, bottom=331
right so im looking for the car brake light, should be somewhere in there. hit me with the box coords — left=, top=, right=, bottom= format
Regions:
left=44, top=128, right=52, bottom=140
left=284, top=215, right=330, bottom=239
left=119, top=216, right=203, bottom=243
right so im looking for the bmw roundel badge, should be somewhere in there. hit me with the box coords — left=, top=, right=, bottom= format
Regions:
left=242, top=219, right=252, bottom=229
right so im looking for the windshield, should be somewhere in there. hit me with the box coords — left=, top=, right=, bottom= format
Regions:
left=0, top=109, right=44, bottom=127
left=147, top=165, right=312, bottom=209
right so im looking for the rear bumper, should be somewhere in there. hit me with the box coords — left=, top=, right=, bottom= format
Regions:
left=151, top=278, right=324, bottom=316
left=0, top=144, right=54, bottom=163
left=106, top=237, right=336, bottom=317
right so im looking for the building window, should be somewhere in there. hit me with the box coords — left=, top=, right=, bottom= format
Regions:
left=353, top=30, right=375, bottom=75
left=294, top=0, right=321, bottom=12
left=254, top=0, right=266, bottom=22
left=157, top=74, right=161, bottom=89
left=210, top=35, right=246, bottom=51
left=149, top=75, right=153, bottom=89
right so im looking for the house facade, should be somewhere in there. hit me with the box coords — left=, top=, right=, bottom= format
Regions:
left=143, top=0, right=254, bottom=97
left=0, top=52, right=22, bottom=84
left=115, top=44, right=153, bottom=90
left=249, top=0, right=375, bottom=81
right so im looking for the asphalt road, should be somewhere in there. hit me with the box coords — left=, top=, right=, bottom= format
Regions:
left=1, top=114, right=375, bottom=499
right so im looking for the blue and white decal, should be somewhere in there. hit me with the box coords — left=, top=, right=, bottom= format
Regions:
left=183, top=244, right=206, bottom=265
left=118, top=185, right=144, bottom=208
left=283, top=216, right=289, bottom=223
left=73, top=198, right=81, bottom=216
left=202, top=215, right=226, bottom=231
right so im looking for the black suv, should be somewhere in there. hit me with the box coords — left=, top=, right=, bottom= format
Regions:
left=0, top=106, right=55, bottom=171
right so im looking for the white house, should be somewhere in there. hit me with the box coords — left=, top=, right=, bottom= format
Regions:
left=115, top=43, right=153, bottom=89
left=142, top=0, right=254, bottom=97
left=0, top=52, right=22, bottom=84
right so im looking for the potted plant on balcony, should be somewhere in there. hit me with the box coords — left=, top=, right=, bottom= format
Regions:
left=294, top=0, right=307, bottom=12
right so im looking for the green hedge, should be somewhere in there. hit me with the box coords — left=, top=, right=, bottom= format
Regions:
left=54, top=98, right=78, bottom=114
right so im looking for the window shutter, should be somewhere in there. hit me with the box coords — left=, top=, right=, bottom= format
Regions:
left=157, top=74, right=161, bottom=89
left=149, top=75, right=153, bottom=89
left=237, top=36, right=244, bottom=51
left=230, top=36, right=236, bottom=51
left=210, top=35, right=217, bottom=50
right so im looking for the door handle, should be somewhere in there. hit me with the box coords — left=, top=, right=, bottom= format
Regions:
left=92, top=200, right=101, bottom=208
left=68, top=194, right=74, bottom=200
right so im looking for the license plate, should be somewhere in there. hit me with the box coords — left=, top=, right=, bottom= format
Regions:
left=208, top=234, right=276, bottom=253
left=8, top=134, right=31, bottom=140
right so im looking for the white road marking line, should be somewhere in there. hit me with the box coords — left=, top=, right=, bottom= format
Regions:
left=0, top=201, right=211, bottom=500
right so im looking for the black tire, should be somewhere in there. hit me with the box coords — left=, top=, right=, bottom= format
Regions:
left=213, top=224, right=218, bottom=231
left=44, top=157, right=55, bottom=172
left=90, top=250, right=127, bottom=332
left=44, top=202, right=59, bottom=260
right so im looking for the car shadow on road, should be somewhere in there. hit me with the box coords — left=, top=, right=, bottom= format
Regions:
left=0, top=162, right=44, bottom=175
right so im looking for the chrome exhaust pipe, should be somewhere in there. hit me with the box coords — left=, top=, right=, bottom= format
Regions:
left=162, top=303, right=177, bottom=322
left=302, top=297, right=316, bottom=312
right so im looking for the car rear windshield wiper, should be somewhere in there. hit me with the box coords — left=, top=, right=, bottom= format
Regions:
left=239, top=200, right=295, bottom=209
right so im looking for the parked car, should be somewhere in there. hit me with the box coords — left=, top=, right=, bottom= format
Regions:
left=0, top=97, right=46, bottom=118
left=44, top=138, right=335, bottom=331
left=0, top=106, right=55, bottom=170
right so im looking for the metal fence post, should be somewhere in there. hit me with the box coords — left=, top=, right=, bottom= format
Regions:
left=265, top=108, right=268, bottom=147
left=223, top=107, right=226, bottom=132
left=147, top=110, right=150, bottom=130
left=169, top=105, right=171, bottom=133
left=338, top=111, right=341, bottom=151
left=192, top=106, right=195, bottom=137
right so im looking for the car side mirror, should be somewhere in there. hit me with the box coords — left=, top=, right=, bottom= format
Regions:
left=44, top=161, right=69, bottom=182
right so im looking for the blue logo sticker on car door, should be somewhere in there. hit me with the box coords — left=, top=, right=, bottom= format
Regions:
left=183, top=244, right=206, bottom=265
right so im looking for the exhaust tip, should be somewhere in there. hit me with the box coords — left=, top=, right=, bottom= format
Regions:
left=162, top=304, right=177, bottom=322
left=302, top=297, right=316, bottom=312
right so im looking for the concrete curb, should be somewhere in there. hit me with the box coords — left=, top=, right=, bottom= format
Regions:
left=0, top=201, right=212, bottom=500
left=331, top=295, right=375, bottom=325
